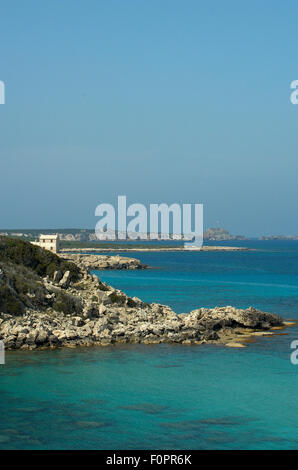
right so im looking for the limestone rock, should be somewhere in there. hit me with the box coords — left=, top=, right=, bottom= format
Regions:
left=53, top=271, right=63, bottom=283
left=58, top=253, right=148, bottom=271
left=59, top=271, right=71, bottom=288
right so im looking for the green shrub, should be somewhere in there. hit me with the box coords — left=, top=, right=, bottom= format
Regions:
left=109, top=292, right=126, bottom=305
left=11, top=275, right=29, bottom=295
left=127, top=298, right=137, bottom=308
left=0, top=261, right=51, bottom=314
left=97, top=282, right=109, bottom=291
left=0, top=285, right=24, bottom=315
left=46, top=262, right=60, bottom=279
left=53, top=292, right=82, bottom=315
left=0, top=237, right=80, bottom=282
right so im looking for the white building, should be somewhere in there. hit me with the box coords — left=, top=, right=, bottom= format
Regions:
left=31, top=234, right=60, bottom=253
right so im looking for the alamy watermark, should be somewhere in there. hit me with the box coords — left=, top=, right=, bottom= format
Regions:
left=0, top=341, right=5, bottom=364
left=290, top=80, right=298, bottom=105
left=95, top=196, right=203, bottom=249
left=0, top=81, right=5, bottom=104
left=290, top=340, right=298, bottom=365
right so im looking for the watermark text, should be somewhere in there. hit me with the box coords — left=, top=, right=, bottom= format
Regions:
left=0, top=81, right=5, bottom=104
left=0, top=341, right=5, bottom=364
left=95, top=196, right=203, bottom=249
left=290, top=80, right=298, bottom=105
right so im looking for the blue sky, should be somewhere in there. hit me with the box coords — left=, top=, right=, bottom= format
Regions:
left=0, top=0, right=298, bottom=236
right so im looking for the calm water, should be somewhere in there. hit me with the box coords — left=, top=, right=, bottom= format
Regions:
left=1, top=240, right=298, bottom=449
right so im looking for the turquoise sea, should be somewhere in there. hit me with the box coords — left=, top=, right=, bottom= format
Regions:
left=1, top=240, right=298, bottom=450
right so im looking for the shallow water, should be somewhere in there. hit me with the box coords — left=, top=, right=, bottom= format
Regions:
left=1, top=240, right=298, bottom=449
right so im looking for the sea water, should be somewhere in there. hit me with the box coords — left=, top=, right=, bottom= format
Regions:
left=1, top=240, right=298, bottom=449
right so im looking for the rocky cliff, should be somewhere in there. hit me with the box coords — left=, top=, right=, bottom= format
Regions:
left=0, top=237, right=290, bottom=350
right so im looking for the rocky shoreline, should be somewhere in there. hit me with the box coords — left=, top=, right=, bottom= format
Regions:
left=0, top=262, right=293, bottom=351
left=0, top=237, right=294, bottom=351
left=59, top=253, right=148, bottom=271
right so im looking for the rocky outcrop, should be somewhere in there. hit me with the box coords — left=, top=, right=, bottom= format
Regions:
left=59, top=271, right=71, bottom=288
left=0, top=237, right=291, bottom=351
left=58, top=254, right=148, bottom=271
left=0, top=267, right=287, bottom=350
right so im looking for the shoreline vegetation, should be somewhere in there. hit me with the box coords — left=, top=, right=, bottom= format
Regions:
left=0, top=237, right=295, bottom=351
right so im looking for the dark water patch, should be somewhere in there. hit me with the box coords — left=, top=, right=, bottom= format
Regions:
left=120, top=403, right=169, bottom=414
left=1, top=428, right=22, bottom=436
left=260, top=435, right=287, bottom=443
left=15, top=407, right=47, bottom=413
left=154, top=364, right=180, bottom=368
left=205, top=430, right=236, bottom=444
left=0, top=435, right=11, bottom=444
left=199, top=416, right=258, bottom=426
left=75, top=420, right=111, bottom=429
left=161, top=411, right=186, bottom=419
left=80, top=398, right=108, bottom=411
left=81, top=399, right=108, bottom=406
left=0, top=426, right=46, bottom=449
left=54, top=370, right=75, bottom=375
left=50, top=407, right=94, bottom=420
left=160, top=419, right=205, bottom=431
left=22, top=439, right=42, bottom=447
left=1, top=371, right=22, bottom=377
left=0, top=394, right=113, bottom=448
left=233, top=430, right=288, bottom=447
left=171, top=432, right=203, bottom=441
left=160, top=416, right=258, bottom=432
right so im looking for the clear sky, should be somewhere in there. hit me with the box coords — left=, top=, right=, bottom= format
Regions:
left=0, top=0, right=298, bottom=236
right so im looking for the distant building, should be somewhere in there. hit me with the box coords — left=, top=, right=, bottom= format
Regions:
left=31, top=234, right=60, bottom=253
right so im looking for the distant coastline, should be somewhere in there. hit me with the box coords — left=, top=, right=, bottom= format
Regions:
left=60, top=246, right=250, bottom=253
left=2, top=228, right=298, bottom=243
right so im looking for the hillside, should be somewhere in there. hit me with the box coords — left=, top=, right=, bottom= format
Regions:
left=0, top=236, right=81, bottom=316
